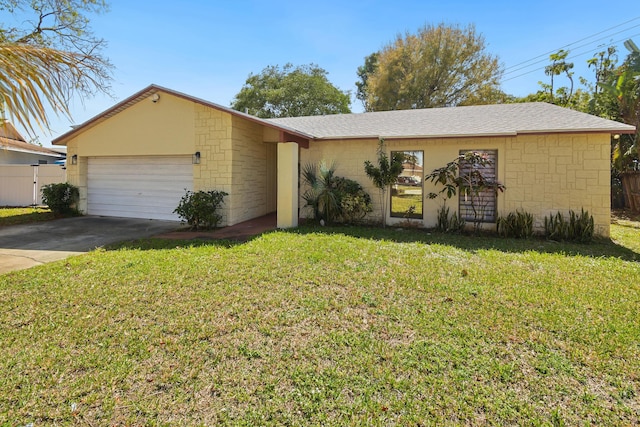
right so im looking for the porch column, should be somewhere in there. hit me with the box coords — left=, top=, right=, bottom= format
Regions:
left=277, top=142, right=298, bottom=228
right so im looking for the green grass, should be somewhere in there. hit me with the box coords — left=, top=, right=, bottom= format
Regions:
left=1, top=222, right=639, bottom=425
left=0, top=207, right=55, bottom=226
left=391, top=190, right=423, bottom=217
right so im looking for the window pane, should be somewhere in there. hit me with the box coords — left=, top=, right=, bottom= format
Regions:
left=391, top=151, right=423, bottom=219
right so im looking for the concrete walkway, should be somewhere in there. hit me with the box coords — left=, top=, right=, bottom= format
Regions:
left=0, top=216, right=179, bottom=274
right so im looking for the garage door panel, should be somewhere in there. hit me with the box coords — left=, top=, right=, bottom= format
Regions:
left=89, top=194, right=186, bottom=208
left=88, top=169, right=193, bottom=179
left=91, top=170, right=192, bottom=182
left=88, top=180, right=191, bottom=192
left=87, top=156, right=193, bottom=221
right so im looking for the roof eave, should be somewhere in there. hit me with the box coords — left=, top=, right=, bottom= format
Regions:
left=0, top=145, right=63, bottom=157
left=311, top=127, right=636, bottom=141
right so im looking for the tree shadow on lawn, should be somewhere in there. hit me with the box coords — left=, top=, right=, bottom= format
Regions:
left=105, top=224, right=640, bottom=262
left=105, top=237, right=243, bottom=251
left=285, top=223, right=640, bottom=262
left=0, top=209, right=56, bottom=226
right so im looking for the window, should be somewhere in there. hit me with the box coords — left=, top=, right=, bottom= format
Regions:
left=391, top=151, right=423, bottom=219
left=458, top=150, right=498, bottom=223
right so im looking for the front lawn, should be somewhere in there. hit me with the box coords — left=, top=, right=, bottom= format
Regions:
left=0, top=223, right=639, bottom=425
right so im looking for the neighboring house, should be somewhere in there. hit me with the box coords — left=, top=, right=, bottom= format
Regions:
left=0, top=123, right=67, bottom=206
left=52, top=85, right=635, bottom=236
left=1, top=121, right=65, bottom=164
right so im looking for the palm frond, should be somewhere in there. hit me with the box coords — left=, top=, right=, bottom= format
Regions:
left=0, top=42, right=109, bottom=136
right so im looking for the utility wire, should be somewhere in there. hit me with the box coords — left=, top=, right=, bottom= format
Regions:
left=503, top=23, right=640, bottom=76
left=503, top=16, right=640, bottom=72
left=501, top=31, right=640, bottom=83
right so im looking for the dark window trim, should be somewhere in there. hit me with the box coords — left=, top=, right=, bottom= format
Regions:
left=390, top=150, right=424, bottom=219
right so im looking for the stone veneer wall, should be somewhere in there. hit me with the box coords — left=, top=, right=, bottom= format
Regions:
left=193, top=104, right=276, bottom=226
left=229, top=115, right=277, bottom=225
left=301, top=132, right=611, bottom=236
left=503, top=133, right=610, bottom=237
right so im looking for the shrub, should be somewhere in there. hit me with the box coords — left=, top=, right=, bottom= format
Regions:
left=335, top=177, right=373, bottom=224
left=568, top=208, right=595, bottom=243
left=497, top=210, right=534, bottom=239
left=174, top=190, right=228, bottom=230
left=435, top=205, right=465, bottom=233
left=302, top=162, right=372, bottom=224
left=41, top=183, right=79, bottom=216
left=544, top=209, right=594, bottom=242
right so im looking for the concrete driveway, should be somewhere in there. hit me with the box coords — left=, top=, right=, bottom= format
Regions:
left=0, top=216, right=180, bottom=274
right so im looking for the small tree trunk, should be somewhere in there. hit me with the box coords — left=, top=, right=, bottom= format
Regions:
left=380, top=189, right=387, bottom=227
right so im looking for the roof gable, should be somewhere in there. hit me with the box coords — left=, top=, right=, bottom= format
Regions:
left=52, top=84, right=313, bottom=145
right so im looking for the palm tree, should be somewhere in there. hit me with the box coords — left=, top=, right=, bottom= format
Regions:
left=0, top=42, right=109, bottom=136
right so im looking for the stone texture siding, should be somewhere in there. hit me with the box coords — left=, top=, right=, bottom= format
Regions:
left=301, top=133, right=610, bottom=236
left=194, top=104, right=276, bottom=226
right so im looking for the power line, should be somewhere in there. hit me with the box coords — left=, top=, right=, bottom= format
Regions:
left=501, top=31, right=640, bottom=83
left=502, top=23, right=640, bottom=77
left=503, top=16, right=640, bottom=73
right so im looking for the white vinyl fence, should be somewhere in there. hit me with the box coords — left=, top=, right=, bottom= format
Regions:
left=0, top=164, right=67, bottom=206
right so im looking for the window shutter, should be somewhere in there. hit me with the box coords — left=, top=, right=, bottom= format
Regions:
left=458, top=150, right=498, bottom=223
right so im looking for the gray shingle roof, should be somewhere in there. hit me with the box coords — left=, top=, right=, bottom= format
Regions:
left=267, top=102, right=635, bottom=139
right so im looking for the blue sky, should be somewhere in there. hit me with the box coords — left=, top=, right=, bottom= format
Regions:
left=14, top=1, right=640, bottom=146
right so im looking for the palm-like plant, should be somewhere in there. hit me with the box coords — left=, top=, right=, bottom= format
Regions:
left=0, top=42, right=109, bottom=136
left=302, top=161, right=341, bottom=224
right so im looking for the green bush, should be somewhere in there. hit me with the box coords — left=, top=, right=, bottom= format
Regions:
left=302, top=162, right=372, bottom=224
left=41, top=183, right=79, bottom=216
left=544, top=209, right=594, bottom=242
left=174, top=190, right=228, bottom=230
left=335, top=177, right=373, bottom=224
left=435, top=205, right=465, bottom=233
left=497, top=210, right=534, bottom=239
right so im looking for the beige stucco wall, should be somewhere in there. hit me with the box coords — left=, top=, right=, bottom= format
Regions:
left=300, top=132, right=611, bottom=236
left=65, top=92, right=197, bottom=213
left=65, top=93, right=277, bottom=225
left=277, top=142, right=299, bottom=228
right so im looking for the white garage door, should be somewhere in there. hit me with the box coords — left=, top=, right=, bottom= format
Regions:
left=88, top=156, right=193, bottom=221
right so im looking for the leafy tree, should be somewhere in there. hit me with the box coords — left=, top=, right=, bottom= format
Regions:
left=357, top=23, right=503, bottom=111
left=364, top=139, right=404, bottom=227
left=602, top=40, right=640, bottom=168
left=231, top=63, right=351, bottom=118
left=544, top=49, right=575, bottom=105
left=515, top=49, right=591, bottom=109
left=0, top=0, right=112, bottom=136
left=355, top=52, right=378, bottom=111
